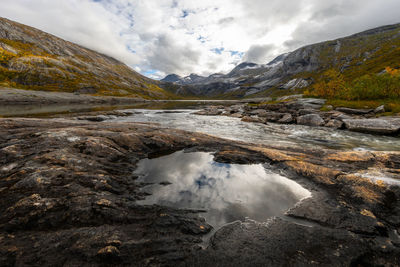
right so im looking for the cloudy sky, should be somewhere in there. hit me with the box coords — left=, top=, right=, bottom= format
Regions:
left=1, top=0, right=400, bottom=79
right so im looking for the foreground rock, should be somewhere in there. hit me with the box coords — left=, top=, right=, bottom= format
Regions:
left=0, top=118, right=400, bottom=266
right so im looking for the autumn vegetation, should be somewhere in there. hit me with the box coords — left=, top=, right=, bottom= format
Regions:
left=306, top=67, right=400, bottom=100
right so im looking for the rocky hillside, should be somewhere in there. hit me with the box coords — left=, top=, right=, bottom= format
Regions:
left=163, top=23, right=400, bottom=98
left=0, top=17, right=173, bottom=99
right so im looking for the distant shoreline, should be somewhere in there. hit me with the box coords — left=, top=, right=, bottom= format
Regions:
left=0, top=87, right=272, bottom=105
left=0, top=87, right=147, bottom=105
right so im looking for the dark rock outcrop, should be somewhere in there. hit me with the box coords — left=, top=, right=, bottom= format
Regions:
left=0, top=118, right=400, bottom=266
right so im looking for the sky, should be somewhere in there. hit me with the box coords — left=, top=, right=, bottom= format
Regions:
left=1, top=0, right=400, bottom=79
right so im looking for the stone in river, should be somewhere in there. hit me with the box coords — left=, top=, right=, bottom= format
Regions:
left=343, top=118, right=400, bottom=135
left=297, top=114, right=325, bottom=127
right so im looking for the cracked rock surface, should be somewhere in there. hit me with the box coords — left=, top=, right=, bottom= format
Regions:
left=0, top=118, right=400, bottom=266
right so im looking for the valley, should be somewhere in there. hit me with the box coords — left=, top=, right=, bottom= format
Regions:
left=0, top=15, right=400, bottom=267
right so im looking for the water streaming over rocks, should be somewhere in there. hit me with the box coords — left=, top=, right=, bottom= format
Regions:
left=112, top=109, right=400, bottom=151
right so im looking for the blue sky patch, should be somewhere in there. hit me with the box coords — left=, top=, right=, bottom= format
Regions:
left=211, top=47, right=224, bottom=54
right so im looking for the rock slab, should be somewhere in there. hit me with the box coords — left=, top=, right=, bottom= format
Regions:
left=343, top=118, right=400, bottom=135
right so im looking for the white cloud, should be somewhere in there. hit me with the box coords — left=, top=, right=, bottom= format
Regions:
left=1, top=0, right=400, bottom=79
left=0, top=0, right=140, bottom=65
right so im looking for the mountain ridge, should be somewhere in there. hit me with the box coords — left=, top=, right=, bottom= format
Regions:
left=162, top=23, right=400, bottom=98
left=0, top=17, right=174, bottom=99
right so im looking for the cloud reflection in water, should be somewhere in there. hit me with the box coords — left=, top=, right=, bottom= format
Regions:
left=135, top=151, right=311, bottom=229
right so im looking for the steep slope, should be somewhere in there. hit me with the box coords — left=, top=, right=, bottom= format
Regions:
left=0, top=17, right=173, bottom=99
left=163, top=23, right=400, bottom=98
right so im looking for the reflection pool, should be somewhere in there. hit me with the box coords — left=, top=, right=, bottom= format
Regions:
left=134, top=151, right=311, bottom=230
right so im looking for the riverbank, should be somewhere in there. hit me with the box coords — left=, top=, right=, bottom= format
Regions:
left=1, top=118, right=399, bottom=266
left=0, top=87, right=148, bottom=105
left=0, top=87, right=271, bottom=106
left=195, top=98, right=400, bottom=136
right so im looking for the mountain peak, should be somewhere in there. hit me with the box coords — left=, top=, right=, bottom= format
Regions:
left=235, top=62, right=259, bottom=69
left=161, top=74, right=182, bottom=83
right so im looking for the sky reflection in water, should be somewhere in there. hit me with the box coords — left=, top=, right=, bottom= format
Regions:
left=135, top=151, right=311, bottom=229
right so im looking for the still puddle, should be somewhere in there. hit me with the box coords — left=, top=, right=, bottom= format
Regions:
left=134, top=150, right=311, bottom=230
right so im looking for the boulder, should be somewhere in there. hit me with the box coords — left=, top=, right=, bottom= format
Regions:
left=298, top=109, right=318, bottom=116
left=336, top=114, right=353, bottom=121
left=288, top=98, right=326, bottom=110
left=374, top=105, right=385, bottom=114
left=343, top=118, right=400, bottom=135
left=249, top=109, right=268, bottom=117
left=228, top=104, right=245, bottom=113
left=325, top=119, right=344, bottom=129
left=278, top=114, right=293, bottom=124
left=241, top=116, right=266, bottom=124
left=336, top=107, right=373, bottom=115
left=264, top=112, right=286, bottom=122
left=229, top=113, right=243, bottom=118
left=263, top=104, right=285, bottom=112
left=297, top=114, right=325, bottom=127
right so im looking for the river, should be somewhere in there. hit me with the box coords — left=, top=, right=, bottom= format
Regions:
left=110, top=109, right=400, bottom=151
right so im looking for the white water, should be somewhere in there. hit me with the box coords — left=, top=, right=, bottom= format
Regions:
left=111, top=109, right=400, bottom=151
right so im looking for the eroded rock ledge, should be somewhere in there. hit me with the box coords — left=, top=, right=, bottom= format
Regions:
left=0, top=118, right=400, bottom=266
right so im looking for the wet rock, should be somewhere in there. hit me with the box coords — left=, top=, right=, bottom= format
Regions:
left=228, top=104, right=245, bottom=113
left=1, top=118, right=400, bottom=266
left=298, top=108, right=318, bottom=116
left=263, top=112, right=286, bottom=122
left=325, top=119, right=344, bottom=129
left=228, top=113, right=243, bottom=118
left=336, top=113, right=353, bottom=121
left=278, top=113, right=293, bottom=124
left=241, top=116, right=266, bottom=124
left=188, top=218, right=383, bottom=266
left=263, top=104, right=285, bottom=112
left=336, top=107, right=374, bottom=115
left=77, top=115, right=109, bottom=122
left=343, top=118, right=400, bottom=135
left=248, top=109, right=267, bottom=116
left=297, top=114, right=325, bottom=126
